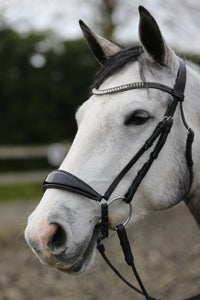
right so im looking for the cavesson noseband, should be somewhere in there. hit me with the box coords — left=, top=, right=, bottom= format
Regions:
left=43, top=53, right=197, bottom=300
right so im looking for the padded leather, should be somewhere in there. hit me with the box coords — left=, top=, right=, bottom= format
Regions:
left=43, top=170, right=102, bottom=201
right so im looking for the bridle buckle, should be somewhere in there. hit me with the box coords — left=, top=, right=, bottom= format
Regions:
left=97, top=196, right=132, bottom=235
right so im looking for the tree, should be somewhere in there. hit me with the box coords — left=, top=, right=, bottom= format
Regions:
left=87, top=0, right=118, bottom=38
left=0, top=26, right=98, bottom=144
left=98, top=0, right=117, bottom=38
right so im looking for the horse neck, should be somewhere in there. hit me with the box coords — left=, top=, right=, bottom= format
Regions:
left=184, top=61, right=200, bottom=227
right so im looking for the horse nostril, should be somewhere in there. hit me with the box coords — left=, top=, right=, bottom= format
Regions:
left=48, top=224, right=67, bottom=255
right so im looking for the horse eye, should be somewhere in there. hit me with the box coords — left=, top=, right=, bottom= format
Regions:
left=125, top=110, right=151, bottom=126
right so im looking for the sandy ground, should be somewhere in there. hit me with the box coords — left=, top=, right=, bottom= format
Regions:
left=0, top=200, right=199, bottom=300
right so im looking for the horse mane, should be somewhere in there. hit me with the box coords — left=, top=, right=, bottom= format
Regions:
left=91, top=45, right=144, bottom=91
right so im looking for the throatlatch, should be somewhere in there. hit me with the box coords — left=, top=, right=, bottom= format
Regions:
left=43, top=56, right=197, bottom=300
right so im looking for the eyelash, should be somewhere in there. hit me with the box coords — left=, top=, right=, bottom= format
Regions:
left=125, top=110, right=151, bottom=126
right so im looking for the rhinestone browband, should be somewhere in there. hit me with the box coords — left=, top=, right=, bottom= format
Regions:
left=92, top=82, right=174, bottom=96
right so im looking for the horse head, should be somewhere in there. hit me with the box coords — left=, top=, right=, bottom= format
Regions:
left=25, top=6, right=199, bottom=275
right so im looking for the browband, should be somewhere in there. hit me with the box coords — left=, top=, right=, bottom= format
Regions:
left=92, top=58, right=186, bottom=102
left=92, top=82, right=174, bottom=96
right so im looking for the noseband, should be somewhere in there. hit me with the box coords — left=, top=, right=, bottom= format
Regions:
left=43, top=55, right=197, bottom=300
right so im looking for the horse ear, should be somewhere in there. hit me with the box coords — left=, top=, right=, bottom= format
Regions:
left=79, top=20, right=121, bottom=65
left=138, top=6, right=170, bottom=65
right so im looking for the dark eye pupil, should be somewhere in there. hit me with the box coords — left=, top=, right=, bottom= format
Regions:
left=125, top=111, right=150, bottom=126
left=132, top=115, right=146, bottom=124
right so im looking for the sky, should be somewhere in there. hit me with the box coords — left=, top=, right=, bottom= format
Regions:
left=0, top=0, right=200, bottom=53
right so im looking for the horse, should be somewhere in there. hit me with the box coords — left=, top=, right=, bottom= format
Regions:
left=25, top=6, right=200, bottom=299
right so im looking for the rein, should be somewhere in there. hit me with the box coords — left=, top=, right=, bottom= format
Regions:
left=43, top=56, right=198, bottom=300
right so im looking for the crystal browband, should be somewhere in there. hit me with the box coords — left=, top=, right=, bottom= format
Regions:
left=92, top=82, right=174, bottom=96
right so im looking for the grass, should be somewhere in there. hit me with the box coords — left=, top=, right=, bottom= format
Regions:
left=0, top=183, right=43, bottom=202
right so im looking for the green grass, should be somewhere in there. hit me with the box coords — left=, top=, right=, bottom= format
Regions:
left=0, top=183, right=43, bottom=202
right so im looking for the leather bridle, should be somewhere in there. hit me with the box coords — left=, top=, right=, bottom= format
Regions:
left=43, top=54, right=198, bottom=300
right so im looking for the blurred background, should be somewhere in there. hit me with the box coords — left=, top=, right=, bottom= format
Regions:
left=0, top=1, right=200, bottom=299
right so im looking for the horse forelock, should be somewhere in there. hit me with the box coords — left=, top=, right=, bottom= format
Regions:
left=91, top=45, right=144, bottom=91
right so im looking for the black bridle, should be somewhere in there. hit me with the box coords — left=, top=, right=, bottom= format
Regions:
left=43, top=56, right=198, bottom=300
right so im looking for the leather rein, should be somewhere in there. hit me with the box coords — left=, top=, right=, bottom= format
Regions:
left=43, top=57, right=198, bottom=300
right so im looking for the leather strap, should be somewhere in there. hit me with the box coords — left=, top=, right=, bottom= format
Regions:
left=103, top=118, right=169, bottom=200
left=172, top=58, right=186, bottom=101
left=98, top=225, right=159, bottom=300
left=43, top=170, right=102, bottom=201
left=124, top=118, right=173, bottom=203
